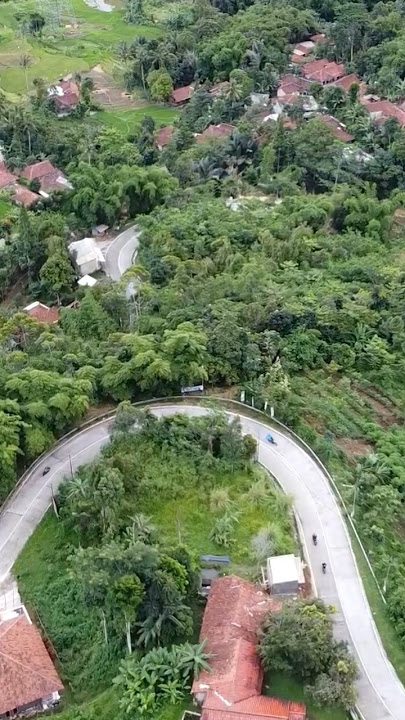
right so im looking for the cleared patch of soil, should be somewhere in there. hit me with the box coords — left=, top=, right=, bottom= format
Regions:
left=88, top=65, right=148, bottom=109
left=355, top=385, right=402, bottom=427
left=82, top=402, right=115, bottom=422
left=205, top=385, right=238, bottom=399
left=304, top=414, right=325, bottom=433
left=335, top=437, right=373, bottom=459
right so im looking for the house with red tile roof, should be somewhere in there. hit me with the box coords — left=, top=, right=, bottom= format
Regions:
left=196, top=123, right=235, bottom=142
left=362, top=99, right=405, bottom=127
left=24, top=301, right=59, bottom=324
left=319, top=115, right=354, bottom=142
left=48, top=78, right=79, bottom=115
left=277, top=74, right=311, bottom=98
left=192, top=576, right=306, bottom=720
left=0, top=165, right=40, bottom=207
left=0, top=608, right=63, bottom=717
left=291, top=33, right=326, bottom=64
left=170, top=84, right=194, bottom=104
left=310, top=33, right=326, bottom=43
left=291, top=40, right=315, bottom=60
left=20, top=161, right=72, bottom=196
left=0, top=167, right=18, bottom=190
left=302, top=59, right=345, bottom=84
left=156, top=125, right=174, bottom=150
left=13, top=184, right=40, bottom=208
left=331, top=73, right=366, bottom=95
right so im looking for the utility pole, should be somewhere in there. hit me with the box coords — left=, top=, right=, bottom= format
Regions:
left=383, top=559, right=392, bottom=595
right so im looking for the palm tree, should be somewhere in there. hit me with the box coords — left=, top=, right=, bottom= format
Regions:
left=225, top=77, right=244, bottom=104
left=178, top=640, right=212, bottom=678
left=115, top=41, right=131, bottom=64
left=132, top=43, right=152, bottom=92
left=244, top=39, right=266, bottom=70
left=18, top=54, right=33, bottom=92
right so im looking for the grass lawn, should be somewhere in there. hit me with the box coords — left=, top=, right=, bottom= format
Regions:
left=265, top=674, right=348, bottom=720
left=92, top=106, right=179, bottom=130
left=0, top=197, right=13, bottom=219
left=139, top=465, right=296, bottom=573
left=0, top=0, right=161, bottom=94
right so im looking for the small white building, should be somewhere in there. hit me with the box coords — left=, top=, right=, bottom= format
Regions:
left=77, top=274, right=98, bottom=287
left=68, top=238, right=104, bottom=276
left=266, top=553, right=304, bottom=595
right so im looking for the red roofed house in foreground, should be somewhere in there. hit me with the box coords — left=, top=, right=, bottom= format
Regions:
left=20, top=160, right=72, bottom=196
left=24, top=301, right=59, bottom=324
left=0, top=607, right=63, bottom=717
left=0, top=164, right=40, bottom=207
left=192, top=575, right=306, bottom=720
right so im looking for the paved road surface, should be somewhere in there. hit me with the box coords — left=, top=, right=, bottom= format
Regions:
left=0, top=403, right=404, bottom=720
left=104, top=225, right=140, bottom=281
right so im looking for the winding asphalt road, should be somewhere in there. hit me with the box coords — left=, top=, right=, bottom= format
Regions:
left=104, top=224, right=140, bottom=281
left=0, top=403, right=404, bottom=720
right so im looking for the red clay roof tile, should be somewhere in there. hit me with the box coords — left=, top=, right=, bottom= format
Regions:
left=192, top=576, right=279, bottom=703
left=0, top=168, right=17, bottom=189
left=24, top=302, right=59, bottom=323
left=0, top=614, right=63, bottom=715
left=21, top=160, right=57, bottom=181
left=170, top=85, right=194, bottom=103
left=156, top=125, right=174, bottom=148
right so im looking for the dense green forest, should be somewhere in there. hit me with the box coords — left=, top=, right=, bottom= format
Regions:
left=4, top=0, right=405, bottom=713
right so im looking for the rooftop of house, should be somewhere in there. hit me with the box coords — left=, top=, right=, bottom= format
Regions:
left=302, top=59, right=345, bottom=83
left=202, top=694, right=306, bottom=720
left=331, top=72, right=366, bottom=93
left=170, top=84, right=194, bottom=103
left=13, top=184, right=40, bottom=207
left=54, top=92, right=79, bottom=108
left=192, top=576, right=305, bottom=720
left=78, top=274, right=98, bottom=287
left=24, top=301, right=59, bottom=324
left=292, top=40, right=315, bottom=57
left=192, top=576, right=279, bottom=703
left=267, top=554, right=300, bottom=585
left=310, top=32, right=326, bottom=43
left=68, top=237, right=104, bottom=268
left=20, top=160, right=58, bottom=182
left=277, top=74, right=311, bottom=96
left=196, top=123, right=235, bottom=142
left=362, top=99, right=405, bottom=127
left=319, top=114, right=354, bottom=142
left=156, top=125, right=174, bottom=148
left=0, top=167, right=17, bottom=189
left=0, top=611, right=63, bottom=715
left=39, top=171, right=71, bottom=194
